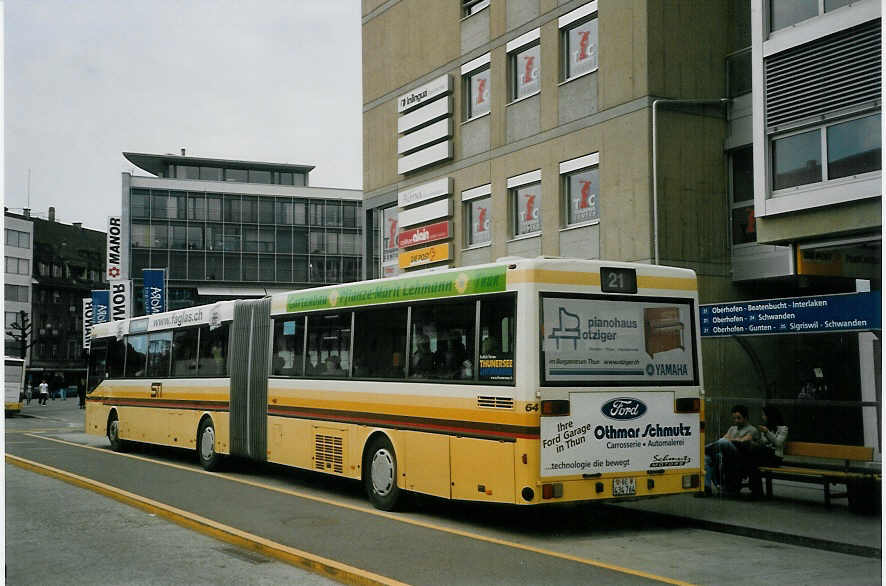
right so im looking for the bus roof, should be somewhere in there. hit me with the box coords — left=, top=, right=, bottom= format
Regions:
left=269, top=257, right=697, bottom=315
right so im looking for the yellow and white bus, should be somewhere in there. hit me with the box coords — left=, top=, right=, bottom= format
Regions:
left=86, top=257, right=704, bottom=509
left=5, top=356, right=25, bottom=415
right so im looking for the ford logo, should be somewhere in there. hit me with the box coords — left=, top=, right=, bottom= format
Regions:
left=601, top=398, right=647, bottom=420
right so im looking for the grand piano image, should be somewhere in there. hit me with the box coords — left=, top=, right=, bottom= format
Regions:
left=549, top=307, right=581, bottom=350
left=643, top=307, right=684, bottom=358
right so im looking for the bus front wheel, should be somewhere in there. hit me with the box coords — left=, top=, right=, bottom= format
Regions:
left=198, top=418, right=222, bottom=471
left=364, top=436, right=401, bottom=511
left=107, top=412, right=128, bottom=452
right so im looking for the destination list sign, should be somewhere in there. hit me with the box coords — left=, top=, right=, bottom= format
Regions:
left=700, top=291, right=880, bottom=337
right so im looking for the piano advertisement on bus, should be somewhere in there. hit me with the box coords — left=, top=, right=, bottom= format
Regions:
left=542, top=297, right=696, bottom=383
left=540, top=392, right=699, bottom=477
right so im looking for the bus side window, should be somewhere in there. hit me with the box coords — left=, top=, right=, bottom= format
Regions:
left=198, top=323, right=229, bottom=377
left=306, top=312, right=351, bottom=378
left=147, top=332, right=173, bottom=378
left=125, top=334, right=148, bottom=378
left=353, top=307, right=407, bottom=379
left=478, top=295, right=516, bottom=383
left=272, top=318, right=304, bottom=377
left=87, top=340, right=108, bottom=393
left=107, top=337, right=127, bottom=379
left=172, top=328, right=199, bottom=376
left=410, top=300, right=474, bottom=380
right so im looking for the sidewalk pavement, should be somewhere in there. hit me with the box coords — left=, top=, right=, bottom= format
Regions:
left=612, top=480, right=881, bottom=558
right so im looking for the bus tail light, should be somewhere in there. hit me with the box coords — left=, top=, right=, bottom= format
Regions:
left=542, top=483, right=563, bottom=499
left=675, top=398, right=699, bottom=413
left=683, top=474, right=700, bottom=489
left=541, top=400, right=570, bottom=416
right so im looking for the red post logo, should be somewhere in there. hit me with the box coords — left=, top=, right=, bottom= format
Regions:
left=388, top=218, right=398, bottom=247
left=579, top=181, right=592, bottom=208
left=578, top=31, right=591, bottom=61
left=477, top=207, right=488, bottom=231
left=523, top=56, right=535, bottom=84
left=476, top=78, right=486, bottom=104
left=524, top=194, right=536, bottom=221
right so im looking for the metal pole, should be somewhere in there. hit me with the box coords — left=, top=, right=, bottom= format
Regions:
left=651, top=97, right=729, bottom=265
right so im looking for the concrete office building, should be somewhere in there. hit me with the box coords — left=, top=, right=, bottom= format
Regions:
left=361, top=1, right=880, bottom=446
left=122, top=152, right=363, bottom=312
left=4, top=211, right=34, bottom=359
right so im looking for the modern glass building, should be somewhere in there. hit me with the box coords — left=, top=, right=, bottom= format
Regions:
left=122, top=152, right=362, bottom=312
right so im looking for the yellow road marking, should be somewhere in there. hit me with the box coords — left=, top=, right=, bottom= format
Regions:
left=19, top=433, right=692, bottom=585
left=5, top=453, right=407, bottom=586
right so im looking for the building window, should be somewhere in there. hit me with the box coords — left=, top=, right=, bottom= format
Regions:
left=5, top=257, right=29, bottom=275
left=225, top=168, right=248, bottom=183
left=5, top=284, right=29, bottom=302
left=560, top=153, right=600, bottom=227
left=462, top=0, right=489, bottom=17
left=278, top=172, right=294, bottom=185
left=508, top=30, right=540, bottom=101
left=249, top=169, right=272, bottom=184
left=772, top=113, right=881, bottom=192
left=462, top=184, right=492, bottom=246
left=51, top=264, right=62, bottom=278
left=827, top=114, right=881, bottom=180
left=131, top=190, right=150, bottom=218
left=462, top=54, right=491, bottom=120
left=508, top=170, right=542, bottom=237
left=730, top=146, right=756, bottom=245
left=560, top=3, right=598, bottom=81
left=199, top=167, right=222, bottom=181
left=769, top=0, right=850, bottom=32
left=176, top=165, right=199, bottom=180
left=187, top=194, right=205, bottom=220
left=5, top=229, right=29, bottom=249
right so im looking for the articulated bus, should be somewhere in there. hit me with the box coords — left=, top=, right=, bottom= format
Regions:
left=5, top=356, right=25, bottom=415
left=86, top=257, right=704, bottom=510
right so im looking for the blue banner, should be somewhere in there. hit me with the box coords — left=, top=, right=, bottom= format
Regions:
left=700, top=291, right=881, bottom=337
left=91, top=290, right=110, bottom=326
left=143, top=268, right=167, bottom=315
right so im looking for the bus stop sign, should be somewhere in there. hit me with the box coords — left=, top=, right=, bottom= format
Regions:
left=700, top=291, right=880, bottom=337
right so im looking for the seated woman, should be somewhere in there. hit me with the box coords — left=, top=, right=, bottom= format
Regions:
left=747, top=405, right=788, bottom=498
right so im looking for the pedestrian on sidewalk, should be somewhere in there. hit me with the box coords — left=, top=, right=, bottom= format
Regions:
left=700, top=404, right=759, bottom=496
left=747, top=405, right=788, bottom=499
left=38, top=379, right=49, bottom=406
left=78, top=377, right=86, bottom=409
left=25, top=385, right=32, bottom=405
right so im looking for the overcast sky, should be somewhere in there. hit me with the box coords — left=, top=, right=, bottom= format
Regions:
left=4, top=0, right=363, bottom=232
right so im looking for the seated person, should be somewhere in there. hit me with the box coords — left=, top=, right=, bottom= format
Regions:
left=411, top=334, right=434, bottom=377
left=701, top=404, right=759, bottom=496
left=747, top=405, right=788, bottom=498
left=324, top=355, right=346, bottom=376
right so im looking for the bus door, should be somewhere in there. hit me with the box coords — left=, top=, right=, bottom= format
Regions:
left=230, top=298, right=271, bottom=461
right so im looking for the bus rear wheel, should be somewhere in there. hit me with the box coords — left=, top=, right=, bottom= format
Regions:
left=107, top=412, right=128, bottom=452
left=198, top=419, right=222, bottom=471
left=364, top=436, right=401, bottom=511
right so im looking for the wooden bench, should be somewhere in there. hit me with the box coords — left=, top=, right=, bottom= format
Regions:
left=757, top=441, right=880, bottom=511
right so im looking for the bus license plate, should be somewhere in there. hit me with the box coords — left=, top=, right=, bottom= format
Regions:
left=612, top=478, right=636, bottom=496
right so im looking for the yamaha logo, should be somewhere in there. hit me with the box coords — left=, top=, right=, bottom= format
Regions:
left=601, top=398, right=647, bottom=420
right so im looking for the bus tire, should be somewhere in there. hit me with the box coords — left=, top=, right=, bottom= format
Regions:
left=197, top=418, right=222, bottom=472
left=364, top=435, right=401, bottom=511
left=107, top=412, right=128, bottom=452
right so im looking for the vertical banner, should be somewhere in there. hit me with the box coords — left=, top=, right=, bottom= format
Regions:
left=82, top=298, right=93, bottom=349
left=106, top=216, right=123, bottom=280
left=142, top=268, right=167, bottom=315
left=380, top=206, right=400, bottom=278
left=109, top=279, right=132, bottom=321
left=91, top=290, right=110, bottom=326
